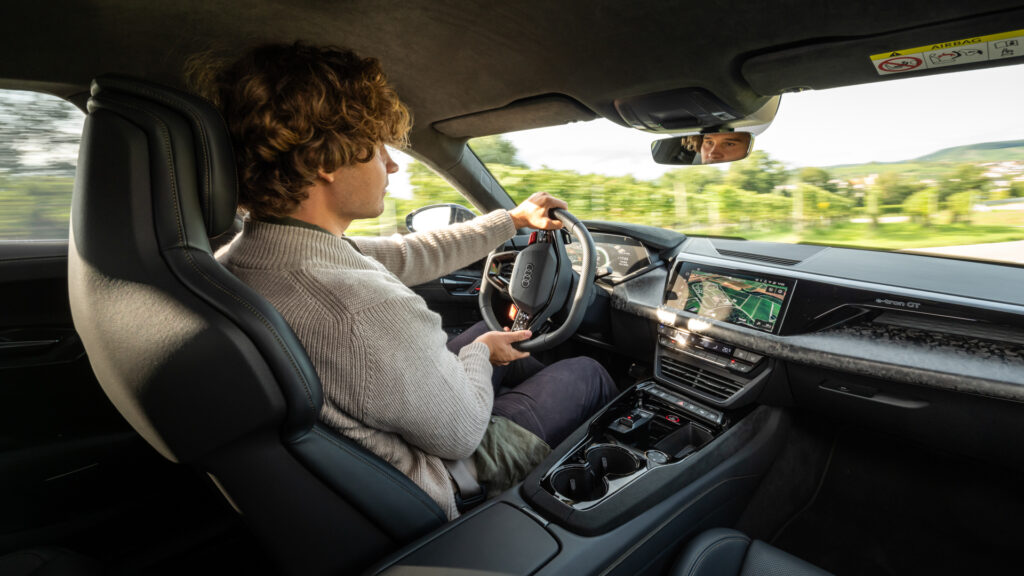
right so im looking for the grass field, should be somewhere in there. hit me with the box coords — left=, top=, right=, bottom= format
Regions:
left=742, top=211, right=1024, bottom=250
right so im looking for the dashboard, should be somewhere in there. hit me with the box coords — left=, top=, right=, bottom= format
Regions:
left=571, top=221, right=1024, bottom=411
left=566, top=221, right=1024, bottom=468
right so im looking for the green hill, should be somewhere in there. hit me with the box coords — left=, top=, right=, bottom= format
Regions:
left=820, top=140, right=1024, bottom=182
left=913, top=140, right=1024, bottom=163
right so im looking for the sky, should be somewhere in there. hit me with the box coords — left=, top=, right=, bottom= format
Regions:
left=388, top=61, right=1024, bottom=198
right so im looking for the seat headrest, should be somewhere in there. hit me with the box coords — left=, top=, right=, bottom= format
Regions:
left=88, top=75, right=238, bottom=239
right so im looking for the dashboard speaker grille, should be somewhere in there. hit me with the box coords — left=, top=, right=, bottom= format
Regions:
left=715, top=249, right=802, bottom=266
left=659, top=355, right=745, bottom=402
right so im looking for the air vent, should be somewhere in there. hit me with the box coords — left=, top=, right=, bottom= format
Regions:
left=715, top=249, right=801, bottom=266
left=659, top=356, right=745, bottom=402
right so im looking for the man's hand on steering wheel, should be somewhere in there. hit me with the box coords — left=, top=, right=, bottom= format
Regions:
left=474, top=328, right=533, bottom=366
left=508, top=192, right=567, bottom=230
left=480, top=194, right=595, bottom=353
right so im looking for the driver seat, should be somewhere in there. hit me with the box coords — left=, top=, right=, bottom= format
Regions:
left=67, top=76, right=446, bottom=575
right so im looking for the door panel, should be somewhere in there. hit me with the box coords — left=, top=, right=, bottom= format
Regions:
left=412, top=236, right=528, bottom=336
left=0, top=242, right=246, bottom=564
left=413, top=265, right=485, bottom=336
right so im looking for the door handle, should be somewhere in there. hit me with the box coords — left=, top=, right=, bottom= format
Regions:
left=441, top=275, right=481, bottom=296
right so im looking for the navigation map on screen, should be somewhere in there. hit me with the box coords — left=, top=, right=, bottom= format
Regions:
left=682, top=268, right=789, bottom=332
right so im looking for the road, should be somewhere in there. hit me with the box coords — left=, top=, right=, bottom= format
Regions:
left=905, top=241, right=1024, bottom=264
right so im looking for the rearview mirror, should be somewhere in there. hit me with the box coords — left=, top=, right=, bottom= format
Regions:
left=651, top=131, right=754, bottom=166
left=405, top=203, right=476, bottom=232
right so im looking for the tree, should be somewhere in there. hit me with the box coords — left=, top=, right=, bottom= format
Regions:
left=0, top=90, right=83, bottom=240
left=657, top=167, right=723, bottom=228
left=864, top=185, right=881, bottom=229
left=0, top=90, right=82, bottom=177
left=792, top=183, right=854, bottom=226
left=796, top=167, right=837, bottom=194
left=656, top=166, right=722, bottom=192
left=875, top=171, right=922, bottom=205
left=1010, top=181, right=1024, bottom=198
left=938, top=163, right=988, bottom=201
left=903, top=187, right=939, bottom=226
left=946, top=190, right=976, bottom=224
left=468, top=135, right=527, bottom=167
left=725, top=151, right=788, bottom=194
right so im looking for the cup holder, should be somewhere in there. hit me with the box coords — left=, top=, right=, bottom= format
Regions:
left=550, top=444, right=644, bottom=503
left=550, top=465, right=606, bottom=502
left=585, top=444, right=643, bottom=478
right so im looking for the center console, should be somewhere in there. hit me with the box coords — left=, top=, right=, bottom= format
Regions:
left=652, top=260, right=787, bottom=407
left=373, top=259, right=791, bottom=575
left=541, top=382, right=723, bottom=510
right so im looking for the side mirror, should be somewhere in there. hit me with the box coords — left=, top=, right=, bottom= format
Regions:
left=405, top=204, right=477, bottom=232
left=651, top=131, right=754, bottom=166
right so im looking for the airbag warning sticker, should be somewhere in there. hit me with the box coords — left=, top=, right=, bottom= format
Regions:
left=870, top=29, right=1024, bottom=75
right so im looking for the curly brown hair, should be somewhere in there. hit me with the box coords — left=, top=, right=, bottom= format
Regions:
left=187, top=42, right=411, bottom=219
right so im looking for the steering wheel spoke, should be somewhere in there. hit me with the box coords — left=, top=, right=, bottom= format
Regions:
left=483, top=250, right=519, bottom=296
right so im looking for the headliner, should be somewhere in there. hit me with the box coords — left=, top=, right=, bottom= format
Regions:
left=3, top=1, right=1023, bottom=141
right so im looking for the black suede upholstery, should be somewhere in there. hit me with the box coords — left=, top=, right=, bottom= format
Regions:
left=671, top=528, right=832, bottom=576
left=68, top=76, right=446, bottom=576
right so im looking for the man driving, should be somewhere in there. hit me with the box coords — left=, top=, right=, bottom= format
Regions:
left=192, top=42, right=617, bottom=519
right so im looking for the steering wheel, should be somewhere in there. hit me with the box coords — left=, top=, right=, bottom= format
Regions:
left=478, top=208, right=596, bottom=352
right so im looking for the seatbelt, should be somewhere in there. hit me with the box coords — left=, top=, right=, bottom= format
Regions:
left=443, top=457, right=485, bottom=512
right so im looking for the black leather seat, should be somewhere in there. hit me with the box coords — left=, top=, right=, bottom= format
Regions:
left=671, top=528, right=832, bottom=576
left=68, top=76, right=447, bottom=576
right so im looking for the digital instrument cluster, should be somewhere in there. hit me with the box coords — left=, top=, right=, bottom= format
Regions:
left=565, top=233, right=651, bottom=281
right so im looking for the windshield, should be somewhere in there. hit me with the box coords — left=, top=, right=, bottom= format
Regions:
left=469, top=64, right=1024, bottom=266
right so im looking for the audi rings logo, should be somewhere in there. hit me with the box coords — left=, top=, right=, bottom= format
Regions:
left=521, top=263, right=535, bottom=288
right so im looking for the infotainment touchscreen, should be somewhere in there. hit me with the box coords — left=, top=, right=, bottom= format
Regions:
left=665, top=263, right=792, bottom=333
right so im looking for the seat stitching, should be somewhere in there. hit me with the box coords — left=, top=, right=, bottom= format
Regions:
left=124, top=84, right=216, bottom=232
left=95, top=94, right=315, bottom=411
left=686, top=535, right=750, bottom=576
left=310, top=426, right=447, bottom=522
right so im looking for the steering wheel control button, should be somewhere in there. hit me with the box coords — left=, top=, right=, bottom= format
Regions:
left=511, top=311, right=531, bottom=331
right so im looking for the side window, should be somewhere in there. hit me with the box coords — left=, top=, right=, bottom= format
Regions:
left=345, top=148, right=480, bottom=236
left=0, top=89, right=84, bottom=241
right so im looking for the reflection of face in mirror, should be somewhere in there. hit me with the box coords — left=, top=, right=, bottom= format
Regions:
left=651, top=132, right=753, bottom=166
left=699, top=132, right=750, bottom=164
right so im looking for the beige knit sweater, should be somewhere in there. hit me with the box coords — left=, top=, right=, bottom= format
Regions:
left=218, top=210, right=517, bottom=519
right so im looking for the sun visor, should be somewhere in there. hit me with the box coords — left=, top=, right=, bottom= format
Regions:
left=433, top=95, right=596, bottom=139
left=742, top=8, right=1024, bottom=94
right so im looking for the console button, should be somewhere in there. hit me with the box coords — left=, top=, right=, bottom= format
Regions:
left=729, top=359, right=753, bottom=373
left=646, top=450, right=669, bottom=465
left=734, top=349, right=763, bottom=363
